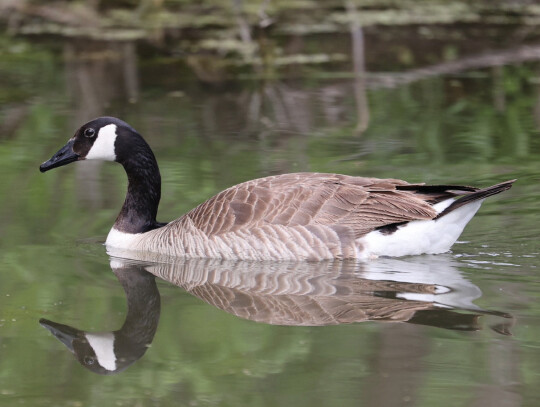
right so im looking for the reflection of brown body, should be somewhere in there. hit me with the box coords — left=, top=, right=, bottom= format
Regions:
left=41, top=255, right=512, bottom=376
left=134, top=254, right=509, bottom=331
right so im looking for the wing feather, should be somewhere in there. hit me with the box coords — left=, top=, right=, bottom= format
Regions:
left=184, top=173, right=439, bottom=238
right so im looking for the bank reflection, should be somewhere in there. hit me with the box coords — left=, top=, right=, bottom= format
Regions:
left=40, top=254, right=512, bottom=375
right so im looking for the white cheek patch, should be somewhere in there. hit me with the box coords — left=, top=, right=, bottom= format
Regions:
left=85, top=332, right=117, bottom=371
left=86, top=124, right=117, bottom=161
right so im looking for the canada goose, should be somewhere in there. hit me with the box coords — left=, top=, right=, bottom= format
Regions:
left=40, top=262, right=160, bottom=375
left=40, top=117, right=515, bottom=261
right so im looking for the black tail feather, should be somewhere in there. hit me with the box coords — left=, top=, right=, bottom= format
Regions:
left=397, top=184, right=479, bottom=193
left=434, top=179, right=516, bottom=220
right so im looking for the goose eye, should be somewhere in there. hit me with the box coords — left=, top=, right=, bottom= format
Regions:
left=84, top=128, right=95, bottom=138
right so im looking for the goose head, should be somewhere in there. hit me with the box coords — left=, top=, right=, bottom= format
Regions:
left=40, top=116, right=162, bottom=234
left=39, top=319, right=124, bottom=375
left=39, top=116, right=146, bottom=172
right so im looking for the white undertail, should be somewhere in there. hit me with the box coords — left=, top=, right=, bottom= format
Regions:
left=362, top=199, right=484, bottom=258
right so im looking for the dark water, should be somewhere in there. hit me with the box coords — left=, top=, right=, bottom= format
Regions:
left=1, top=25, right=540, bottom=407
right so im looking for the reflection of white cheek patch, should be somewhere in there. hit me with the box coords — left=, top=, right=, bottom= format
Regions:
left=85, top=332, right=117, bottom=371
left=86, top=124, right=117, bottom=161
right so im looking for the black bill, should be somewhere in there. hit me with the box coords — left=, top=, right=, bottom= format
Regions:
left=39, top=139, right=80, bottom=173
left=39, top=318, right=80, bottom=352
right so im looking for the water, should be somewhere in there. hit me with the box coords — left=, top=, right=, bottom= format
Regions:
left=1, top=25, right=540, bottom=407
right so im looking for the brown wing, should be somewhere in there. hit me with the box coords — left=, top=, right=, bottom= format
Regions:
left=184, top=173, right=439, bottom=238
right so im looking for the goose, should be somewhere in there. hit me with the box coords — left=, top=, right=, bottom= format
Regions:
left=40, top=116, right=515, bottom=261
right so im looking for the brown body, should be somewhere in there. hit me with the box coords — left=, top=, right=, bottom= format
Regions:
left=107, top=173, right=515, bottom=261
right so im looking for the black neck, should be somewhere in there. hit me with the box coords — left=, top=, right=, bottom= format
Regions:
left=114, top=136, right=162, bottom=234
left=111, top=266, right=161, bottom=368
left=114, top=266, right=161, bottom=345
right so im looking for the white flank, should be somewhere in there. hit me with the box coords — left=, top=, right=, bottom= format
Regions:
left=85, top=332, right=117, bottom=371
left=86, top=124, right=117, bottom=161
left=361, top=199, right=484, bottom=258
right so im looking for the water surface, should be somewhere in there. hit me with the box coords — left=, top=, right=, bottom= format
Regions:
left=0, top=22, right=540, bottom=407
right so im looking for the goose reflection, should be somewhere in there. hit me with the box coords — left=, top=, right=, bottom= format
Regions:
left=40, top=263, right=160, bottom=375
left=139, top=253, right=508, bottom=329
left=40, top=253, right=511, bottom=374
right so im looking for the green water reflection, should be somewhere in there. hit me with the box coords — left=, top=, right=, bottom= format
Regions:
left=1, top=25, right=540, bottom=407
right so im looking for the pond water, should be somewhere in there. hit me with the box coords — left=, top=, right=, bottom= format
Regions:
left=1, top=24, right=540, bottom=407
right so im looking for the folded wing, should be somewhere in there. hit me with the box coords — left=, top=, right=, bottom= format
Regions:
left=185, top=173, right=451, bottom=238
